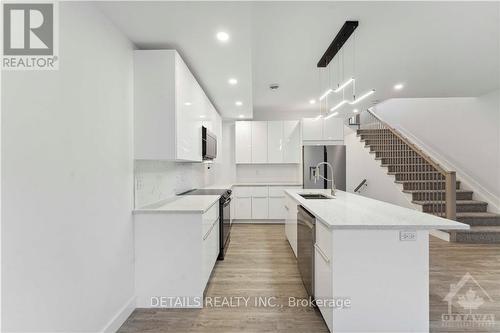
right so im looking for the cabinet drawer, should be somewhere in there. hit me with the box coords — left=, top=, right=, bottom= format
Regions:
left=251, top=186, right=268, bottom=197
left=268, top=187, right=285, bottom=197
left=316, top=220, right=332, bottom=256
left=233, top=186, right=253, bottom=198
left=202, top=202, right=219, bottom=236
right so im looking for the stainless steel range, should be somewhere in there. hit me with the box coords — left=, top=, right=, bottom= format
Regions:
left=180, top=188, right=232, bottom=260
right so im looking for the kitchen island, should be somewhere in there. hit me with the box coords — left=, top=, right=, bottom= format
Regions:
left=284, top=189, right=468, bottom=333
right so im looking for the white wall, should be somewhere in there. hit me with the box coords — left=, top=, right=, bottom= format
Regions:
left=2, top=3, right=135, bottom=332
left=345, top=127, right=414, bottom=209
left=373, top=90, right=500, bottom=210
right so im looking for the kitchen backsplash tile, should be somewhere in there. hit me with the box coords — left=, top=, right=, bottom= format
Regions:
left=134, top=160, right=215, bottom=208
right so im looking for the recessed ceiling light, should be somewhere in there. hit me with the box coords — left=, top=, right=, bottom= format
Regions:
left=216, top=31, right=229, bottom=42
left=353, top=109, right=359, bottom=113
left=394, top=83, right=404, bottom=90
left=184, top=102, right=192, bottom=106
left=228, top=78, right=238, bottom=85
left=235, top=101, right=243, bottom=106
left=309, top=99, right=316, bottom=104
left=200, top=115, right=206, bottom=119
left=238, top=114, right=245, bottom=118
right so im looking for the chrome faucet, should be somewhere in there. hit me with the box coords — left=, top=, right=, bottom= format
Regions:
left=314, top=161, right=336, bottom=196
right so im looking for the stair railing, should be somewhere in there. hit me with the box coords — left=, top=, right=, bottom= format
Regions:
left=359, top=109, right=456, bottom=220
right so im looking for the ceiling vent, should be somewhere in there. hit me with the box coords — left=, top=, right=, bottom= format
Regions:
left=269, top=83, right=279, bottom=91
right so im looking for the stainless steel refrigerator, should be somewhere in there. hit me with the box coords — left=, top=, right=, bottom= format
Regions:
left=302, top=145, right=346, bottom=190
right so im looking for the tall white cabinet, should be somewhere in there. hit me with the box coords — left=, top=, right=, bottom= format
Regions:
left=251, top=121, right=268, bottom=164
left=134, top=50, right=221, bottom=162
left=235, top=120, right=301, bottom=164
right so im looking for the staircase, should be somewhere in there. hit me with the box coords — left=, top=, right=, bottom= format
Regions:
left=357, top=110, right=500, bottom=243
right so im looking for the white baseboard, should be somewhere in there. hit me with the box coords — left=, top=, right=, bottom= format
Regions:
left=101, top=296, right=136, bottom=333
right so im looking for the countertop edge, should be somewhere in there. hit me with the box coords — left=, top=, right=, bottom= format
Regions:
left=285, top=190, right=470, bottom=231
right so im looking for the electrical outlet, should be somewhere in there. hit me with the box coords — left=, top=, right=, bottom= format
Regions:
left=399, top=230, right=417, bottom=241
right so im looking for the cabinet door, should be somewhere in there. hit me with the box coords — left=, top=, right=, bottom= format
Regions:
left=175, top=54, right=202, bottom=161
left=302, top=118, right=323, bottom=141
left=315, top=245, right=333, bottom=332
left=268, top=197, right=286, bottom=219
left=323, top=117, right=344, bottom=141
left=283, top=120, right=301, bottom=163
left=267, top=121, right=283, bottom=163
left=251, top=197, right=268, bottom=219
left=234, top=197, right=251, bottom=219
left=251, top=121, right=268, bottom=163
left=235, top=121, right=252, bottom=163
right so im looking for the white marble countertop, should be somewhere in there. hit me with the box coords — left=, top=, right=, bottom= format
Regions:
left=285, top=189, right=469, bottom=230
left=134, top=195, right=220, bottom=214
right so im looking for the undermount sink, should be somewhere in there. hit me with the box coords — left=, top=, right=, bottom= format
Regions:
left=298, top=193, right=334, bottom=200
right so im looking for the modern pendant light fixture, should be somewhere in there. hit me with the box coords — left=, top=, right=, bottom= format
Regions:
left=330, top=100, right=348, bottom=112
left=334, top=77, right=354, bottom=93
left=316, top=20, right=376, bottom=114
left=349, top=89, right=375, bottom=105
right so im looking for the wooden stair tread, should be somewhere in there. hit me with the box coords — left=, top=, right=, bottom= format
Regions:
left=403, top=189, right=471, bottom=194
left=413, top=200, right=487, bottom=205
left=395, top=179, right=459, bottom=183
left=388, top=171, right=441, bottom=175
left=452, top=226, right=500, bottom=233
left=456, top=212, right=500, bottom=218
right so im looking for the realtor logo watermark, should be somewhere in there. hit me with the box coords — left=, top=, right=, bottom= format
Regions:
left=2, top=1, right=58, bottom=70
left=442, top=272, right=496, bottom=329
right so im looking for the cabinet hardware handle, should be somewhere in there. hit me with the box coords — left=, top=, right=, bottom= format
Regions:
left=314, top=244, right=330, bottom=263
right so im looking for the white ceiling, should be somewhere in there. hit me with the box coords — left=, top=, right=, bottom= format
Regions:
left=98, top=1, right=500, bottom=120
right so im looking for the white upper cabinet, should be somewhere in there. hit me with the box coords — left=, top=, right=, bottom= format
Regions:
left=267, top=121, right=284, bottom=163
left=134, top=50, right=220, bottom=162
left=323, top=117, right=344, bottom=141
left=302, top=117, right=344, bottom=143
left=235, top=120, right=301, bottom=164
left=235, top=121, right=252, bottom=163
left=283, top=120, right=301, bottom=163
left=251, top=121, right=268, bottom=164
left=302, top=118, right=324, bottom=141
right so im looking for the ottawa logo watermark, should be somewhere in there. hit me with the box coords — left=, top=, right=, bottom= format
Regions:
left=441, top=272, right=496, bottom=329
left=2, top=1, right=59, bottom=70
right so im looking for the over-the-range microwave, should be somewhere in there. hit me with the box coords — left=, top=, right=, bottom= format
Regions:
left=202, top=126, right=217, bottom=160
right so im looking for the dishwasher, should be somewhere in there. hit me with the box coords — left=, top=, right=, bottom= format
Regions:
left=297, top=205, right=315, bottom=298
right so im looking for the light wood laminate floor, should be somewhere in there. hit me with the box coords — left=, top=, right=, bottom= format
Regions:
left=119, top=224, right=500, bottom=333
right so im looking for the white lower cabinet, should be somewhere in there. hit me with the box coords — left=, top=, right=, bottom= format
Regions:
left=315, top=220, right=334, bottom=332
left=134, top=202, right=220, bottom=308
left=233, top=185, right=301, bottom=221
left=252, top=197, right=269, bottom=219
left=284, top=195, right=298, bottom=256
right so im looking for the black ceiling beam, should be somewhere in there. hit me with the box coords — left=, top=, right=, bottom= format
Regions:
left=317, top=21, right=359, bottom=68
